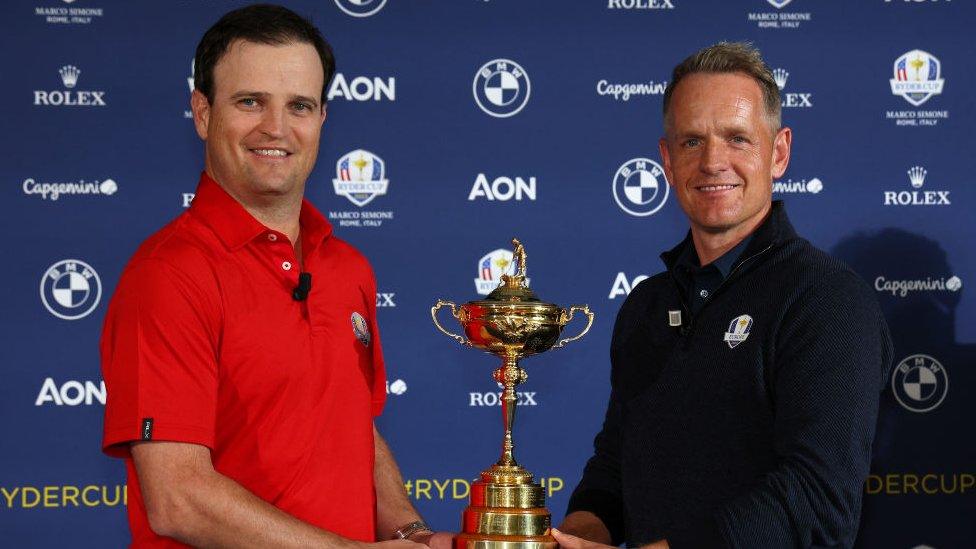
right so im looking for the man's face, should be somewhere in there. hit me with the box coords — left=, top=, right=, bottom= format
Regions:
left=659, top=72, right=791, bottom=236
left=191, top=40, right=325, bottom=204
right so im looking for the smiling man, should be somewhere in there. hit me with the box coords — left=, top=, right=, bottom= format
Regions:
left=553, top=43, right=892, bottom=548
left=100, top=5, right=446, bottom=548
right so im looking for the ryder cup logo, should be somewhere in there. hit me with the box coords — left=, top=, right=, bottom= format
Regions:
left=334, top=0, right=387, bottom=17
left=474, top=249, right=529, bottom=295
left=40, top=259, right=102, bottom=320
left=723, top=314, right=753, bottom=349
left=333, top=149, right=389, bottom=207
left=473, top=59, right=531, bottom=118
left=892, top=354, right=948, bottom=413
left=890, top=50, right=945, bottom=107
left=768, top=0, right=792, bottom=7
left=351, top=312, right=371, bottom=347
left=612, top=158, right=669, bottom=217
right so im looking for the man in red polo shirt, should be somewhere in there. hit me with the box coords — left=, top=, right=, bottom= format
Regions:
left=101, top=5, right=448, bottom=548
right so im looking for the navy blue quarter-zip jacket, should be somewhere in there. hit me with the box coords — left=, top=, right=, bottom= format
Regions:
left=567, top=201, right=892, bottom=548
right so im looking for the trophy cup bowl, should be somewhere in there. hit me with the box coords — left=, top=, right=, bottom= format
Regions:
left=431, top=239, right=594, bottom=549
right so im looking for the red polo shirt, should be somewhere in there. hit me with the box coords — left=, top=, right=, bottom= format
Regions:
left=101, top=173, right=386, bottom=547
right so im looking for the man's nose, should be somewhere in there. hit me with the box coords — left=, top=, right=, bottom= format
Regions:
left=699, top=140, right=731, bottom=175
left=257, top=106, right=286, bottom=139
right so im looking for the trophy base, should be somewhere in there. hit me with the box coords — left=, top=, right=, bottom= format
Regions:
left=455, top=464, right=556, bottom=549
left=454, top=533, right=557, bottom=549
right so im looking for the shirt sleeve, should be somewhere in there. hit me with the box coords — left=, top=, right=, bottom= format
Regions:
left=365, top=264, right=387, bottom=418
left=566, top=387, right=626, bottom=546
left=694, top=270, right=892, bottom=548
left=101, top=257, right=222, bottom=458
left=565, top=296, right=641, bottom=545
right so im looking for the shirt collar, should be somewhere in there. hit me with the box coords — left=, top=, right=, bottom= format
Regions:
left=189, top=172, right=333, bottom=251
left=673, top=232, right=752, bottom=279
left=662, top=200, right=797, bottom=274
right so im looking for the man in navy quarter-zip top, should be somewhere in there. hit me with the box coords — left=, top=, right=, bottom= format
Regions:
left=553, top=42, right=892, bottom=549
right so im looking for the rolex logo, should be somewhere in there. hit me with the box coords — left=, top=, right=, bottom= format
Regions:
left=59, top=65, right=80, bottom=89
left=34, top=64, right=106, bottom=107
left=908, top=166, right=927, bottom=189
left=772, top=68, right=789, bottom=90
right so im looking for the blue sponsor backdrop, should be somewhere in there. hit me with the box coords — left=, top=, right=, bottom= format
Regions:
left=2, top=0, right=974, bottom=547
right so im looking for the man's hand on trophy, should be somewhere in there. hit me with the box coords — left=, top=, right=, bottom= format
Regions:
left=552, top=528, right=670, bottom=549
left=551, top=528, right=614, bottom=548
left=417, top=531, right=454, bottom=549
left=399, top=531, right=453, bottom=549
left=365, top=541, right=427, bottom=548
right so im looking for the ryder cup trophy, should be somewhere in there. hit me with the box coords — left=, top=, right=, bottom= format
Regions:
left=431, top=238, right=594, bottom=549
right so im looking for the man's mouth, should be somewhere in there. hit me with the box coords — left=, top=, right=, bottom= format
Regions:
left=249, top=148, right=290, bottom=157
left=696, top=184, right=740, bottom=192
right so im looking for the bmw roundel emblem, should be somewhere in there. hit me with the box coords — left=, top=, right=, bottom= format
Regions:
left=612, top=157, right=670, bottom=217
left=333, top=0, right=387, bottom=18
left=892, top=354, right=948, bottom=413
left=473, top=59, right=531, bottom=118
left=40, top=259, right=102, bottom=320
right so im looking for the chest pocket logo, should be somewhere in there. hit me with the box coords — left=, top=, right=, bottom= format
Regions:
left=351, top=312, right=371, bottom=347
left=723, top=314, right=753, bottom=349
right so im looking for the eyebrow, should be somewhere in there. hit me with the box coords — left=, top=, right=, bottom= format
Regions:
left=230, top=91, right=320, bottom=109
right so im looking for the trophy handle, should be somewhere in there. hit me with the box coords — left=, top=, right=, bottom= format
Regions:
left=552, top=305, right=594, bottom=349
left=431, top=300, right=470, bottom=347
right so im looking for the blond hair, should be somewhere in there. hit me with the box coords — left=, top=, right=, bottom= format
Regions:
left=662, top=42, right=781, bottom=134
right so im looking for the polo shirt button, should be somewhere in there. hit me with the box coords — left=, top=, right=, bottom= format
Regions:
left=700, top=289, right=709, bottom=298
left=267, top=233, right=277, bottom=242
left=282, top=261, right=292, bottom=271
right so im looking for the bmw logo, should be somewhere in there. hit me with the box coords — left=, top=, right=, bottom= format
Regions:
left=473, top=59, right=531, bottom=118
left=892, top=354, right=948, bottom=413
left=40, top=259, right=102, bottom=320
left=612, top=158, right=670, bottom=217
left=333, top=0, right=387, bottom=18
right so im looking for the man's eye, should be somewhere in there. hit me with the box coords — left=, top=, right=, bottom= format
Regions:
left=684, top=138, right=701, bottom=148
left=239, top=98, right=257, bottom=107
left=731, top=135, right=748, bottom=144
left=293, top=102, right=313, bottom=112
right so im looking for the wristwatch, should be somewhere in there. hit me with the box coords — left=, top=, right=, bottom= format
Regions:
left=392, top=520, right=433, bottom=540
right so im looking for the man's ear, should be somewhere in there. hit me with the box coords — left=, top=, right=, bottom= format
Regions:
left=771, top=126, right=792, bottom=180
left=190, top=89, right=211, bottom=141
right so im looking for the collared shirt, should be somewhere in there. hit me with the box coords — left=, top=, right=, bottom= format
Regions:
left=102, top=172, right=385, bottom=547
left=672, top=234, right=753, bottom=315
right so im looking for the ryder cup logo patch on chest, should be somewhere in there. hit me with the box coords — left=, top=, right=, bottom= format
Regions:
left=723, top=314, right=753, bottom=349
left=351, top=312, right=371, bottom=347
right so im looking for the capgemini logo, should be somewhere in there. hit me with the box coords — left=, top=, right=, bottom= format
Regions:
left=908, top=166, right=927, bottom=189
left=946, top=276, right=962, bottom=292
left=59, top=65, right=80, bottom=88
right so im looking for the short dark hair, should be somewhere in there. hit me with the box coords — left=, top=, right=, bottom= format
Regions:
left=662, top=42, right=781, bottom=134
left=194, top=4, right=336, bottom=107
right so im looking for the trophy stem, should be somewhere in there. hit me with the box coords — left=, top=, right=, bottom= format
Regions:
left=493, top=353, right=526, bottom=468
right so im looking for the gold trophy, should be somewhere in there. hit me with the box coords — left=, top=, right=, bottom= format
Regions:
left=431, top=238, right=594, bottom=548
